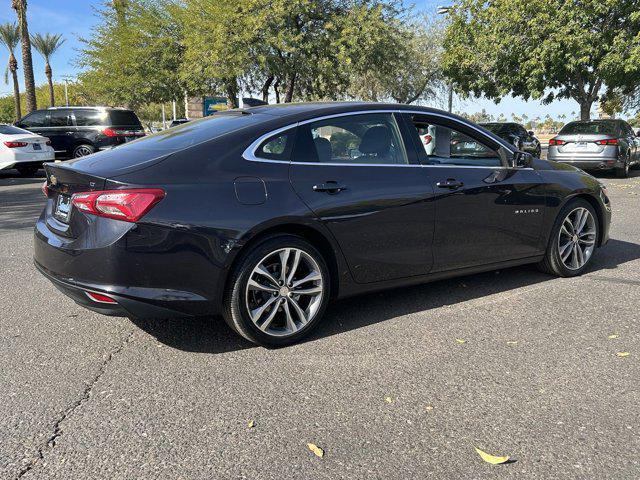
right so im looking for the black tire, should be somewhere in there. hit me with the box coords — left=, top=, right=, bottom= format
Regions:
left=72, top=143, right=95, bottom=158
left=535, top=145, right=542, bottom=158
left=16, top=165, right=39, bottom=176
left=615, top=154, right=630, bottom=178
left=223, top=235, right=330, bottom=347
left=537, top=198, right=599, bottom=277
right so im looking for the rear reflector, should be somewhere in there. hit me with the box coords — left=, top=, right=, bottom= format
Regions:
left=595, top=138, right=618, bottom=145
left=4, top=141, right=28, bottom=148
left=86, top=291, right=117, bottom=304
left=41, top=181, right=49, bottom=197
left=71, top=188, right=165, bottom=222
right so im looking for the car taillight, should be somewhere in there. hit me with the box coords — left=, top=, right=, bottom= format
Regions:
left=41, top=181, right=49, bottom=197
left=595, top=138, right=618, bottom=145
left=71, top=188, right=165, bottom=222
left=102, top=128, right=144, bottom=137
left=46, top=140, right=52, bottom=146
left=549, top=138, right=565, bottom=146
left=102, top=128, right=120, bottom=137
left=3, top=141, right=28, bottom=148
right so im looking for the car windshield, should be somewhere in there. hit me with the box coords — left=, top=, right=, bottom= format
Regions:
left=481, top=123, right=510, bottom=134
left=560, top=121, right=618, bottom=136
left=0, top=124, right=31, bottom=135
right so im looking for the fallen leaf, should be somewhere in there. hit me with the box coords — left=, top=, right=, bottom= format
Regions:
left=307, top=443, right=324, bottom=458
left=425, top=405, right=434, bottom=411
left=455, top=338, right=466, bottom=344
left=506, top=341, right=518, bottom=345
left=247, top=420, right=255, bottom=429
left=616, top=352, right=630, bottom=357
left=608, top=334, right=619, bottom=339
left=475, top=447, right=510, bottom=464
left=385, top=396, right=393, bottom=403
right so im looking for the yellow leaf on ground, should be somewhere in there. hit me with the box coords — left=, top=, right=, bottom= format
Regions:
left=247, top=420, right=255, bottom=428
left=617, top=352, right=630, bottom=357
left=455, top=338, right=466, bottom=344
left=506, top=341, right=518, bottom=345
left=475, top=447, right=510, bottom=464
left=425, top=405, right=434, bottom=411
left=608, top=334, right=619, bottom=339
left=307, top=443, right=324, bottom=458
left=385, top=396, right=393, bottom=403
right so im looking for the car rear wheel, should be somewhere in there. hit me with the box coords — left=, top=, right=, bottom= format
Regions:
left=72, top=144, right=95, bottom=158
left=224, top=235, right=330, bottom=347
left=16, top=165, right=39, bottom=176
left=615, top=154, right=630, bottom=178
left=537, top=199, right=599, bottom=277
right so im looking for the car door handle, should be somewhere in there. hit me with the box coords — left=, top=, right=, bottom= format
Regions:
left=436, top=179, right=464, bottom=190
left=313, top=181, right=347, bottom=194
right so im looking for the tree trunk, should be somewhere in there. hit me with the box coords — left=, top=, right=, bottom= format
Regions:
left=46, top=63, right=55, bottom=107
left=13, top=0, right=37, bottom=113
left=225, top=78, right=239, bottom=109
left=274, top=78, right=281, bottom=104
left=579, top=99, right=592, bottom=121
left=261, top=75, right=274, bottom=103
left=284, top=72, right=296, bottom=103
left=9, top=54, right=21, bottom=120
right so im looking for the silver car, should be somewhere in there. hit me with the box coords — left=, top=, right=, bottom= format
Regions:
left=547, top=119, right=640, bottom=178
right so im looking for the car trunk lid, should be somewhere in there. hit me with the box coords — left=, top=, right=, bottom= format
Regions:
left=554, top=133, right=616, bottom=154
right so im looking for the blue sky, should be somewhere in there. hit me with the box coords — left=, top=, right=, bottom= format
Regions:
left=0, top=0, right=581, bottom=120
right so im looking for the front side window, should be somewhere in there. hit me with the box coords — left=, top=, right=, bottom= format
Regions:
left=19, top=110, right=47, bottom=128
left=294, top=113, right=408, bottom=165
left=410, top=117, right=502, bottom=167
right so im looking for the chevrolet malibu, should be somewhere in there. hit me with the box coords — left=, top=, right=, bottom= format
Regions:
left=35, top=103, right=611, bottom=346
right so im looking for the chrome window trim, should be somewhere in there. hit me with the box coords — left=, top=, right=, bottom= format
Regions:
left=242, top=108, right=518, bottom=168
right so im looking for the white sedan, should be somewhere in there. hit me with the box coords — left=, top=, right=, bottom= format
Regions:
left=0, top=124, right=55, bottom=176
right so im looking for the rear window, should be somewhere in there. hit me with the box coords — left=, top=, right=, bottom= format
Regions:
left=107, top=113, right=268, bottom=153
left=0, top=125, right=31, bottom=135
left=560, top=121, right=619, bottom=136
left=73, top=109, right=107, bottom=126
left=108, top=110, right=142, bottom=127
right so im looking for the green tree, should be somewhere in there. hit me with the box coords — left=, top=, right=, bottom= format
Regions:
left=0, top=22, right=21, bottom=120
left=11, top=0, right=37, bottom=113
left=30, top=33, right=65, bottom=107
left=442, top=0, right=640, bottom=121
left=78, top=0, right=185, bottom=108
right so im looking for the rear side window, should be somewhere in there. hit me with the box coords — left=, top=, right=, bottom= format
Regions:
left=19, top=110, right=47, bottom=128
left=50, top=110, right=73, bottom=127
left=560, top=121, right=618, bottom=136
left=73, top=109, right=107, bottom=126
left=256, top=129, right=295, bottom=161
left=109, top=110, right=142, bottom=127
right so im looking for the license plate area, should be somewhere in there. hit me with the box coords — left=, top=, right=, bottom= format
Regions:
left=54, top=194, right=72, bottom=222
left=33, top=143, right=41, bottom=150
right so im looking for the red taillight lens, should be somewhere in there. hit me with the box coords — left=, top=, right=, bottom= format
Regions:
left=4, top=141, right=28, bottom=148
left=86, top=291, right=117, bottom=304
left=595, top=138, right=618, bottom=145
left=41, top=181, right=49, bottom=197
left=549, top=138, right=565, bottom=146
left=102, top=128, right=119, bottom=137
left=71, top=189, right=165, bottom=222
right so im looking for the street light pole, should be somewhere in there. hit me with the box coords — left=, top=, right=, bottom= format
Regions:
left=438, top=6, right=455, bottom=112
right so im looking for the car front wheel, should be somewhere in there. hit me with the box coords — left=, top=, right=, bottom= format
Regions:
left=224, top=235, right=330, bottom=347
left=538, top=199, right=599, bottom=277
left=72, top=144, right=95, bottom=158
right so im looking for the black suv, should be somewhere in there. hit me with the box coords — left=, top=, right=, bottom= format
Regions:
left=15, top=107, right=145, bottom=158
left=479, top=122, right=542, bottom=157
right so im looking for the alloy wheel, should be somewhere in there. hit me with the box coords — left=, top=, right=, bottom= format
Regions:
left=74, top=145, right=94, bottom=157
left=557, top=207, right=596, bottom=270
left=245, top=247, right=324, bottom=337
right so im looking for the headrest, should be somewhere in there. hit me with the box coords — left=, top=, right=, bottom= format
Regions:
left=313, top=137, right=332, bottom=163
left=359, top=126, right=392, bottom=155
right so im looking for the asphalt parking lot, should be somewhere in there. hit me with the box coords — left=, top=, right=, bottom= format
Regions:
left=1, top=167, right=638, bottom=479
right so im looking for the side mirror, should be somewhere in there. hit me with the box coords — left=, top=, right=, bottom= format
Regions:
left=512, top=151, right=533, bottom=168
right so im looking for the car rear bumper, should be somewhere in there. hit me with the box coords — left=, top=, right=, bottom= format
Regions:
left=0, top=152, right=55, bottom=170
left=548, top=157, right=623, bottom=170
left=33, top=208, right=223, bottom=318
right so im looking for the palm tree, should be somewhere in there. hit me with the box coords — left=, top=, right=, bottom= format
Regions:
left=31, top=33, right=65, bottom=107
left=0, top=22, right=21, bottom=120
left=11, top=0, right=37, bottom=113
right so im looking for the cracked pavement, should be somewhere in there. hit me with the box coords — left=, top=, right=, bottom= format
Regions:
left=1, top=169, right=639, bottom=479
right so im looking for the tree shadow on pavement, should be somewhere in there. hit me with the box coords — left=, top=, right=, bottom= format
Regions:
left=133, top=238, right=640, bottom=354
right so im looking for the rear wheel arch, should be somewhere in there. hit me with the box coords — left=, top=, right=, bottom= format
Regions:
left=226, top=222, right=341, bottom=301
